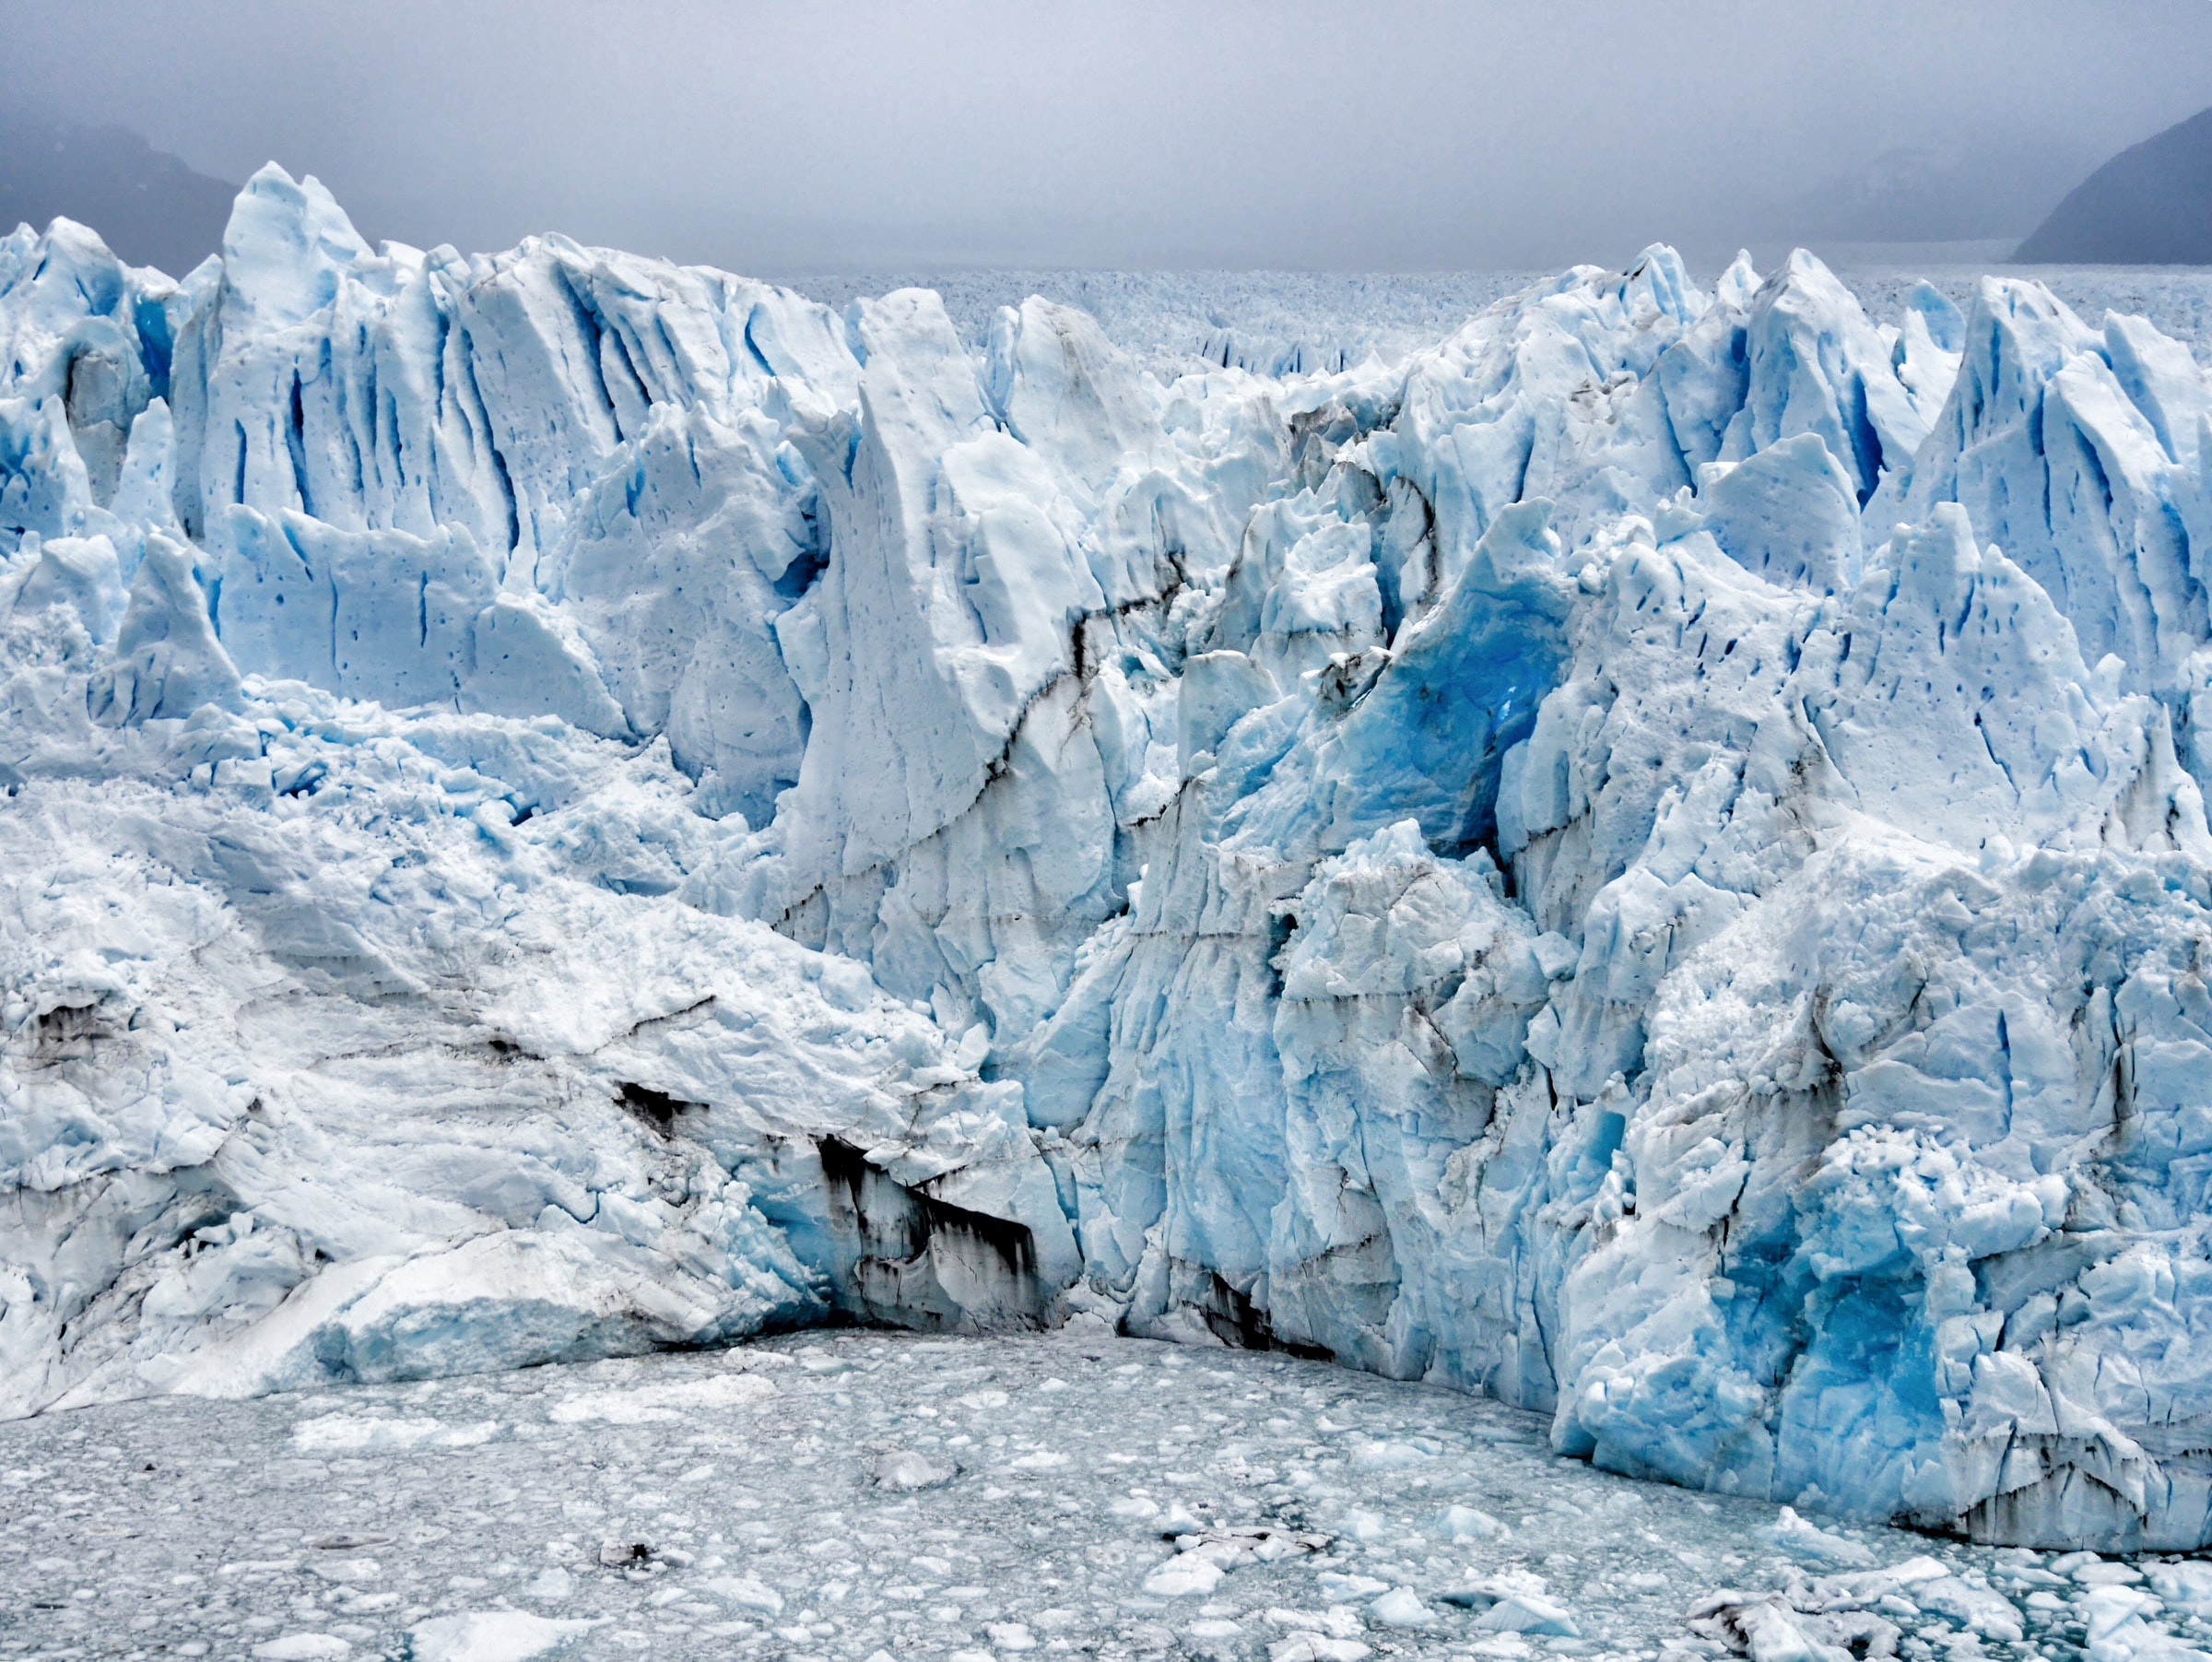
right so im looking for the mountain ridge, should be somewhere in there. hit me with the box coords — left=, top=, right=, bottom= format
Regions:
left=2016, top=103, right=2212, bottom=264
left=0, top=114, right=237, bottom=275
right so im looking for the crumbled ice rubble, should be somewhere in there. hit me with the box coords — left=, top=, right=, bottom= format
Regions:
left=8, top=168, right=2212, bottom=1553
left=12, top=1330, right=2200, bottom=1662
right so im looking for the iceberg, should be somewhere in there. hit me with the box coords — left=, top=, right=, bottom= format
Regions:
left=5, top=163, right=2212, bottom=1550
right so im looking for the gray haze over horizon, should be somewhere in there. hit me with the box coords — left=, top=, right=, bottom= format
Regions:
left=5, top=0, right=2212, bottom=278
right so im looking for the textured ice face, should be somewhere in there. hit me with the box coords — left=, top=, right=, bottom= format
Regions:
left=6, top=173, right=2212, bottom=1550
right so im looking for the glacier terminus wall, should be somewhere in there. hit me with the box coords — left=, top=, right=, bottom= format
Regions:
left=6, top=166, right=2212, bottom=1551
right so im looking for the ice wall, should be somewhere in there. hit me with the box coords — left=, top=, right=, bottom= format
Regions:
left=6, top=165, right=2212, bottom=1549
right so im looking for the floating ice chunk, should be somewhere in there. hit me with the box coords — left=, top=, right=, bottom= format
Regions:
left=2079, top=1585, right=2210, bottom=1662
left=1687, top=1589, right=1916, bottom=1662
left=252, top=1639, right=351, bottom=1661
left=2079, top=1563, right=2147, bottom=1587
left=1368, top=1587, right=1437, bottom=1628
left=1318, top=1574, right=1390, bottom=1599
left=1741, top=1603, right=1848, bottom=1662
left=1144, top=1556, right=1227, bottom=1597
left=1912, top=1576, right=2025, bottom=1642
left=1266, top=1638, right=1371, bottom=1662
left=701, top=1574, right=783, bottom=1614
left=1175, top=1526, right=1330, bottom=1566
left=1178, top=1538, right=1250, bottom=1570
left=305, top=1557, right=380, bottom=1584
left=1814, top=1556, right=1950, bottom=1605
left=545, top=1372, right=774, bottom=1425
left=986, top=1622, right=1037, bottom=1651
left=1761, top=1506, right=1875, bottom=1568
left=1441, top=1571, right=1550, bottom=1610
left=2147, top=1564, right=2212, bottom=1617
left=1267, top=1608, right=1368, bottom=1640
left=1347, top=1440, right=1431, bottom=1470
left=405, top=1612, right=600, bottom=1662
left=1431, top=1503, right=1509, bottom=1542
left=1336, top=1509, right=1390, bottom=1542
left=873, top=1451, right=953, bottom=1491
left=291, top=1416, right=500, bottom=1453
left=1477, top=1595, right=1581, bottom=1637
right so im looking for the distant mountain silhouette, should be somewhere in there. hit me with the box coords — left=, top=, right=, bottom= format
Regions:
left=1752, top=144, right=2075, bottom=246
left=0, top=114, right=237, bottom=277
left=2016, top=105, right=2212, bottom=265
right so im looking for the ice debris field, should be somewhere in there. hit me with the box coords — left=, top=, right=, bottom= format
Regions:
left=12, top=1328, right=2212, bottom=1662
left=8, top=160, right=2212, bottom=1585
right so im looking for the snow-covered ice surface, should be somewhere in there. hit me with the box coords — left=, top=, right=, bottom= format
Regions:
left=7, top=1328, right=2199, bottom=1662
left=780, top=265, right=2212, bottom=377
left=11, top=162, right=2212, bottom=1551
left=777, top=269, right=1543, bottom=378
left=1838, top=266, right=2212, bottom=358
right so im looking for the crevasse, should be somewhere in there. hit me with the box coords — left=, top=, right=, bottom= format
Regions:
left=5, top=165, right=2212, bottom=1551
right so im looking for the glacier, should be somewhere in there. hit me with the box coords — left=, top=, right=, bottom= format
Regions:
left=6, top=163, right=2212, bottom=1553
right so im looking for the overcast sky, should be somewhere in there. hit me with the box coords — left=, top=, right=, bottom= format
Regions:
left=6, top=0, right=2211, bottom=274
